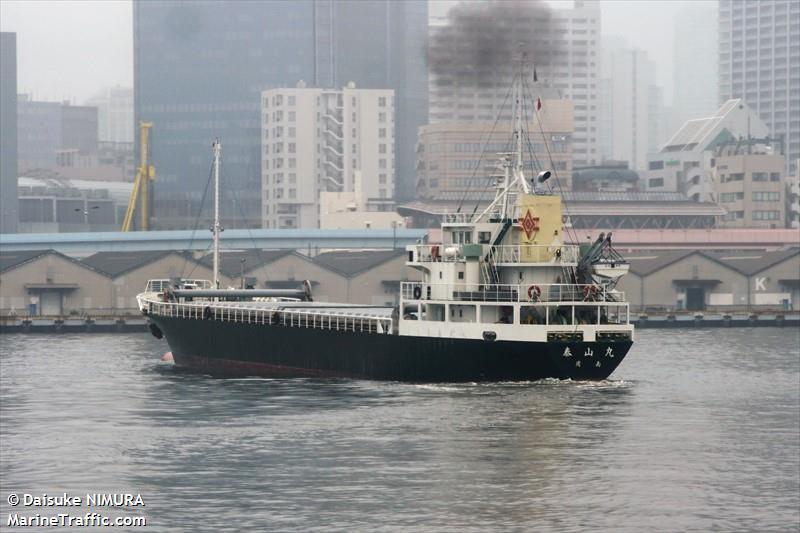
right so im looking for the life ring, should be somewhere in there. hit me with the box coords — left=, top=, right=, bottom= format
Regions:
left=412, top=285, right=422, bottom=299
left=203, top=306, right=212, bottom=320
left=582, top=285, right=598, bottom=301
left=527, top=285, right=541, bottom=301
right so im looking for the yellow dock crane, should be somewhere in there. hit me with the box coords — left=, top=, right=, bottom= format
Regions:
left=121, top=121, right=155, bottom=231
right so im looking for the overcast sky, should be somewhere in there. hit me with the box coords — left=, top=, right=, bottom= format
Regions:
left=1, top=0, right=716, bottom=105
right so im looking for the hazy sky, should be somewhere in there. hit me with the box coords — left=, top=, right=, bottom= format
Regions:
left=0, top=0, right=716, bottom=105
left=0, top=0, right=132, bottom=103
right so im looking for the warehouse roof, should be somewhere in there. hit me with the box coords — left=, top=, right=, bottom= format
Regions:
left=198, top=250, right=295, bottom=277
left=1, top=249, right=106, bottom=276
left=624, top=248, right=800, bottom=277
left=0, top=249, right=52, bottom=272
left=81, top=250, right=193, bottom=278
left=313, top=249, right=406, bottom=277
left=625, top=250, right=697, bottom=276
left=707, top=248, right=800, bottom=276
left=398, top=194, right=724, bottom=217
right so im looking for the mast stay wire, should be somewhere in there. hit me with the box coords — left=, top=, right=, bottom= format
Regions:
left=519, top=79, right=544, bottom=176
left=456, top=75, right=517, bottom=215
left=228, top=147, right=260, bottom=255
left=183, top=240, right=215, bottom=281
left=467, top=73, right=519, bottom=219
left=180, top=157, right=215, bottom=279
left=228, top=184, right=262, bottom=286
left=522, top=75, right=581, bottom=247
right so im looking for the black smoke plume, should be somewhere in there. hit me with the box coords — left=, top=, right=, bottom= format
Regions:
left=428, top=0, right=562, bottom=83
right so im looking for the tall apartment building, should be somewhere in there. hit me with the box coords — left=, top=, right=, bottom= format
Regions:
left=673, top=5, right=718, bottom=131
left=428, top=0, right=600, bottom=169
left=134, top=0, right=427, bottom=229
left=85, top=87, right=134, bottom=144
left=261, top=85, right=394, bottom=229
left=0, top=32, right=18, bottom=233
left=598, top=37, right=659, bottom=170
left=416, top=99, right=574, bottom=200
left=714, top=138, right=785, bottom=228
left=718, top=0, right=800, bottom=176
left=16, top=97, right=98, bottom=173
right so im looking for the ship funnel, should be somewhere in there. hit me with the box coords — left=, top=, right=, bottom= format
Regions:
left=537, top=170, right=552, bottom=183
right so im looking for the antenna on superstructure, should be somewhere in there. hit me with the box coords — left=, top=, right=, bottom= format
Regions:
left=515, top=50, right=531, bottom=197
left=475, top=56, right=537, bottom=224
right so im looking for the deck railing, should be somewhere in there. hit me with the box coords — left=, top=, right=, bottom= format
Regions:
left=441, top=213, right=474, bottom=223
left=140, top=297, right=392, bottom=335
left=408, top=244, right=579, bottom=264
left=400, top=282, right=624, bottom=304
left=144, top=279, right=213, bottom=292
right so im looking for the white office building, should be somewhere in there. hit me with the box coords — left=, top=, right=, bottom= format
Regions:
left=644, top=99, right=769, bottom=202
left=261, top=83, right=394, bottom=229
left=85, top=87, right=134, bottom=144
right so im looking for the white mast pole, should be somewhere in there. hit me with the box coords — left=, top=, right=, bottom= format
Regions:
left=515, top=77, right=524, bottom=179
left=501, top=154, right=510, bottom=218
left=517, top=65, right=533, bottom=196
left=212, top=140, right=221, bottom=289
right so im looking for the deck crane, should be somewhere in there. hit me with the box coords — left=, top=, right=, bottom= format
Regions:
left=121, top=121, right=154, bottom=231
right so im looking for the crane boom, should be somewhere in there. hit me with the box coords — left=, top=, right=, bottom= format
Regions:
left=122, top=121, right=154, bottom=231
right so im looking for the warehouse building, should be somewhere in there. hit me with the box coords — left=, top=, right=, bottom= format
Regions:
left=2, top=247, right=796, bottom=318
left=0, top=250, right=111, bottom=316
left=617, top=248, right=800, bottom=312
left=82, top=251, right=215, bottom=311
left=199, top=249, right=421, bottom=305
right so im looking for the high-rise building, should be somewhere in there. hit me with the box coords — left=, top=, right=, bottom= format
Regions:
left=60, top=105, right=99, bottom=155
left=261, top=84, right=394, bottom=229
left=0, top=32, right=18, bottom=233
left=598, top=37, right=658, bottom=170
left=85, top=87, right=134, bottom=144
left=16, top=99, right=61, bottom=172
left=428, top=0, right=600, bottom=169
left=718, top=0, right=800, bottom=176
left=133, top=0, right=427, bottom=230
left=416, top=99, right=574, bottom=200
left=673, top=5, right=718, bottom=131
left=17, top=97, right=98, bottom=174
left=648, top=84, right=667, bottom=154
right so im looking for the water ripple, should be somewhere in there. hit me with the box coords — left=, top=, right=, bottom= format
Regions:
left=1, top=329, right=798, bottom=532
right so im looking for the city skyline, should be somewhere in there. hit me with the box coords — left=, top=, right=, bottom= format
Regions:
left=2, top=0, right=714, bottom=107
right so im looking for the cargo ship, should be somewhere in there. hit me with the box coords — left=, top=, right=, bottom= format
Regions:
left=138, top=77, right=634, bottom=381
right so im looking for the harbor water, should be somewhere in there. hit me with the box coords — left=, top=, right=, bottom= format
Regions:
left=1, top=329, right=798, bottom=531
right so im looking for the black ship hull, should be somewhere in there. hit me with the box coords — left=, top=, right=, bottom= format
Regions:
left=149, top=315, right=632, bottom=382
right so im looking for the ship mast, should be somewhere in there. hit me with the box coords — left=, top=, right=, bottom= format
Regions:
left=212, top=140, right=222, bottom=289
left=515, top=66, right=531, bottom=197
